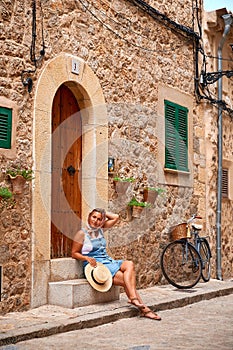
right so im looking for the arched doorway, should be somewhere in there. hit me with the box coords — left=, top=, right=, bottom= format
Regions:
left=51, top=84, right=82, bottom=258
left=32, top=53, right=108, bottom=308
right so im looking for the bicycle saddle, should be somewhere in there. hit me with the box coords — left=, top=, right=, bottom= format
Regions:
left=192, top=223, right=203, bottom=230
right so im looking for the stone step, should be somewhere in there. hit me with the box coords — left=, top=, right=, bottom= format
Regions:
left=48, top=279, right=120, bottom=308
left=50, top=258, right=84, bottom=282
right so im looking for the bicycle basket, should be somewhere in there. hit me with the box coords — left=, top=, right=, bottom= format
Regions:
left=170, top=223, right=187, bottom=240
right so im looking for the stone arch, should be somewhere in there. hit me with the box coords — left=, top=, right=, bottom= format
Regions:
left=32, top=53, right=108, bottom=307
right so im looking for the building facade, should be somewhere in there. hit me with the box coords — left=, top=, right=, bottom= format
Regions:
left=0, top=0, right=232, bottom=313
left=202, top=8, right=233, bottom=280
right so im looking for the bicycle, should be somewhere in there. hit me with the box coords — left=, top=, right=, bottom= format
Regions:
left=160, top=214, right=212, bottom=289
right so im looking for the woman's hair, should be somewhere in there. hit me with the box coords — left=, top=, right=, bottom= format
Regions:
left=88, top=208, right=106, bottom=225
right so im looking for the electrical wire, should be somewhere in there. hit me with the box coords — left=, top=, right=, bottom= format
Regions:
left=77, top=0, right=194, bottom=54
left=98, top=0, right=197, bottom=42
left=30, top=0, right=46, bottom=66
left=205, top=54, right=233, bottom=62
left=95, top=0, right=152, bottom=41
left=127, top=0, right=200, bottom=40
left=191, top=0, right=233, bottom=117
left=77, top=0, right=155, bottom=52
left=21, top=0, right=46, bottom=92
left=200, top=92, right=233, bottom=118
left=78, top=0, right=233, bottom=116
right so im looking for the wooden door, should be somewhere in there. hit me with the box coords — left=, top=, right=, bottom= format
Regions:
left=51, top=85, right=82, bottom=258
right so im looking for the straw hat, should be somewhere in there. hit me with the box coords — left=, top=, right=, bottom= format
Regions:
left=85, top=262, right=112, bottom=292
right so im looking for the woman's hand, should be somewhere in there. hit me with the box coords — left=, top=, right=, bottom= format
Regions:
left=86, top=257, right=97, bottom=267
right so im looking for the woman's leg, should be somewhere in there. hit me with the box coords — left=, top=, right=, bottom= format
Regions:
left=113, top=261, right=144, bottom=307
left=113, top=261, right=161, bottom=320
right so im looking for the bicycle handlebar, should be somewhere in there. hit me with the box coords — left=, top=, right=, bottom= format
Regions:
left=187, top=214, right=202, bottom=223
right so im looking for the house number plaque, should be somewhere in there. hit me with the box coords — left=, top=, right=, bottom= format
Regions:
left=72, top=58, right=80, bottom=75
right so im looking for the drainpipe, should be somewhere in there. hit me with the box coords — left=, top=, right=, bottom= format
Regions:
left=216, top=13, right=233, bottom=280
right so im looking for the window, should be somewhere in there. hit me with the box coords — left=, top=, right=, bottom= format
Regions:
left=165, top=100, right=189, bottom=172
left=0, top=107, right=12, bottom=149
left=222, top=168, right=228, bottom=198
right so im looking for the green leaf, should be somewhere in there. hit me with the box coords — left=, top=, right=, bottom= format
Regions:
left=113, top=176, right=135, bottom=183
left=0, top=187, right=13, bottom=199
left=128, top=197, right=151, bottom=207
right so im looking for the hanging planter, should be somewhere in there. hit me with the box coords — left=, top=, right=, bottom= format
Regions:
left=143, top=187, right=165, bottom=204
left=143, top=188, right=158, bottom=204
left=7, top=168, right=34, bottom=195
left=131, top=205, right=144, bottom=218
left=8, top=174, right=27, bottom=194
left=128, top=197, right=151, bottom=218
left=113, top=176, right=134, bottom=194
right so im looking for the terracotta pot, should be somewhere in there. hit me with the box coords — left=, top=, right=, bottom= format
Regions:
left=132, top=206, right=144, bottom=218
left=8, top=175, right=26, bottom=194
left=143, top=189, right=158, bottom=204
left=113, top=181, right=131, bottom=194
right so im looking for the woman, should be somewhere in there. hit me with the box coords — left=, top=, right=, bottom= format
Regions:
left=72, top=208, right=161, bottom=320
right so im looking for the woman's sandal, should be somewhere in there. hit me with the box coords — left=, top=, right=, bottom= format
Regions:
left=140, top=309, right=161, bottom=321
left=128, top=298, right=145, bottom=309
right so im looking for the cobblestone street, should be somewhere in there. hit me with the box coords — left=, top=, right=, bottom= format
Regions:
left=2, top=294, right=232, bottom=350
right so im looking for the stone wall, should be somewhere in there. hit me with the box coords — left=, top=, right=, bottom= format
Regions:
left=222, top=115, right=233, bottom=279
left=203, top=9, right=233, bottom=280
left=107, top=103, right=199, bottom=288
left=0, top=170, right=32, bottom=313
left=1, top=0, right=232, bottom=314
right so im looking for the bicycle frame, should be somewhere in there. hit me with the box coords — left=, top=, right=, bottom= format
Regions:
left=186, top=215, right=212, bottom=277
left=180, top=238, right=202, bottom=270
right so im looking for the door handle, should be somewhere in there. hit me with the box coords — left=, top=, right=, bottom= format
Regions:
left=67, top=165, right=76, bottom=176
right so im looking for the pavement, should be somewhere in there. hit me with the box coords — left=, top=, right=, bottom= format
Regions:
left=0, top=278, right=233, bottom=347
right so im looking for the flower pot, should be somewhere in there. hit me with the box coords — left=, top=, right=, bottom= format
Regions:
left=8, top=175, right=26, bottom=194
left=132, top=206, right=144, bottom=218
left=143, top=189, right=158, bottom=204
left=113, top=181, right=131, bottom=194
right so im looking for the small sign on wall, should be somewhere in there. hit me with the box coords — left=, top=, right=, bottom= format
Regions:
left=72, top=58, right=80, bottom=75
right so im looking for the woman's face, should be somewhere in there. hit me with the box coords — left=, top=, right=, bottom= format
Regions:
left=89, top=211, right=103, bottom=228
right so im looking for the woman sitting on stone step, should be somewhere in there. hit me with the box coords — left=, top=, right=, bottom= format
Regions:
left=72, top=208, right=161, bottom=321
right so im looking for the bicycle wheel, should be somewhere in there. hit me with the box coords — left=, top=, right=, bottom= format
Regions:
left=161, top=240, right=202, bottom=289
left=199, top=238, right=211, bottom=282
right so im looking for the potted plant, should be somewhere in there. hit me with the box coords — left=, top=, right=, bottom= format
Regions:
left=0, top=186, right=13, bottom=200
left=113, top=176, right=135, bottom=194
left=143, top=186, right=166, bottom=204
left=128, top=197, right=151, bottom=218
left=7, top=168, right=34, bottom=194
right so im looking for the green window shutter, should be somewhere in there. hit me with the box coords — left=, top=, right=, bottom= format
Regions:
left=0, top=107, right=12, bottom=149
left=165, top=100, right=189, bottom=172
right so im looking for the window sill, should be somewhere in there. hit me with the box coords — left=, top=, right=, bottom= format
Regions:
left=164, top=168, right=190, bottom=175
